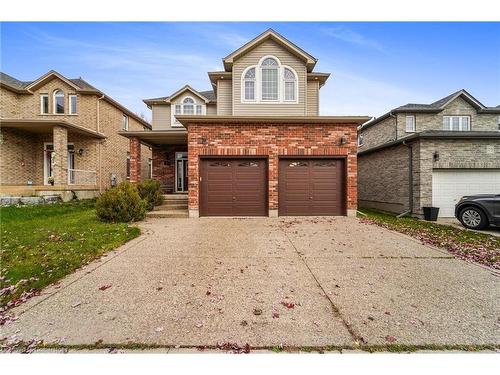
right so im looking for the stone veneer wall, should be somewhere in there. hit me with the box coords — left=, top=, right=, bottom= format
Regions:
left=185, top=121, right=358, bottom=217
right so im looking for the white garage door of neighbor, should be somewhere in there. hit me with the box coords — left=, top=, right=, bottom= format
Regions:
left=432, top=169, right=500, bottom=217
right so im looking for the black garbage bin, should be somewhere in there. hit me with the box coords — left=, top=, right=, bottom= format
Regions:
left=423, top=206, right=439, bottom=221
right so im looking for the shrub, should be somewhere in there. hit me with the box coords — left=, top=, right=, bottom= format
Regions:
left=96, top=182, right=147, bottom=222
left=137, top=179, right=164, bottom=210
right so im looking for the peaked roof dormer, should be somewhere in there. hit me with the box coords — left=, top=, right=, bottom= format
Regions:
left=222, top=29, right=317, bottom=72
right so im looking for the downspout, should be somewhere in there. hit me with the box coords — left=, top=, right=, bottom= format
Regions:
left=97, top=94, right=105, bottom=193
left=397, top=140, right=413, bottom=218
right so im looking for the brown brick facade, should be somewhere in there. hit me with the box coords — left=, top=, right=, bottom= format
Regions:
left=183, top=121, right=358, bottom=217
left=151, top=145, right=188, bottom=193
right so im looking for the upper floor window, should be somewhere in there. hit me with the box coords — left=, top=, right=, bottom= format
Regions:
left=357, top=134, right=364, bottom=147
left=241, top=56, right=299, bottom=104
left=405, top=115, right=415, bottom=133
left=122, top=114, right=129, bottom=130
left=173, top=96, right=204, bottom=125
left=283, top=68, right=297, bottom=101
left=69, top=95, right=77, bottom=115
left=261, top=57, right=279, bottom=101
left=53, top=90, right=64, bottom=114
left=443, top=116, right=470, bottom=131
left=40, top=94, right=49, bottom=114
left=243, top=67, right=256, bottom=101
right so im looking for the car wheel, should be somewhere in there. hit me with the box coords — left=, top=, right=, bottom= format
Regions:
left=459, top=207, right=489, bottom=230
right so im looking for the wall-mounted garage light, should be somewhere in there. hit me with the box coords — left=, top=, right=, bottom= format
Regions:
left=340, top=136, right=348, bottom=145
left=433, top=151, right=439, bottom=162
left=77, top=148, right=84, bottom=156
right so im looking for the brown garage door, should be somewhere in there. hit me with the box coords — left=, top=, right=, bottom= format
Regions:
left=200, top=158, right=267, bottom=217
left=279, top=158, right=345, bottom=216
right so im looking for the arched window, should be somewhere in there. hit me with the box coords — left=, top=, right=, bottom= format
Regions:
left=243, top=67, right=256, bottom=101
left=182, top=97, right=195, bottom=114
left=260, top=57, right=279, bottom=101
left=283, top=68, right=296, bottom=101
left=54, top=89, right=64, bottom=114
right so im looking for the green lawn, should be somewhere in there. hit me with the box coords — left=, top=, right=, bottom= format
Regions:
left=358, top=208, right=500, bottom=270
left=0, top=200, right=140, bottom=308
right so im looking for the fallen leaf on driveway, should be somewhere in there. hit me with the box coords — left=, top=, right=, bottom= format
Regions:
left=385, top=335, right=397, bottom=343
left=281, top=302, right=295, bottom=309
left=272, top=312, right=280, bottom=319
left=253, top=308, right=262, bottom=315
left=155, top=326, right=164, bottom=333
left=71, top=302, right=81, bottom=308
left=195, top=323, right=203, bottom=328
left=98, top=285, right=111, bottom=291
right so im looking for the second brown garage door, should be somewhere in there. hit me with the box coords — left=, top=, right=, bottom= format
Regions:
left=200, top=158, right=267, bottom=217
left=279, top=158, right=345, bottom=216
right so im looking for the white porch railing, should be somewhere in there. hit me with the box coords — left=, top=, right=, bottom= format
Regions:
left=68, top=169, right=97, bottom=185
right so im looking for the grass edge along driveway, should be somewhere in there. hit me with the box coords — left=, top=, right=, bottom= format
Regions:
left=358, top=209, right=500, bottom=270
left=0, top=200, right=140, bottom=310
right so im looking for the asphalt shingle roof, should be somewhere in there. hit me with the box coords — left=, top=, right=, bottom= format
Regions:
left=1, top=72, right=100, bottom=92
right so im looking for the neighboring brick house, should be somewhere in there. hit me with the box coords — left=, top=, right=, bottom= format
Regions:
left=357, top=89, right=500, bottom=217
left=0, top=70, right=151, bottom=200
left=120, top=29, right=368, bottom=218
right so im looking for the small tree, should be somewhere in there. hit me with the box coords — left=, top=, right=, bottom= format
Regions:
left=96, top=182, right=147, bottom=222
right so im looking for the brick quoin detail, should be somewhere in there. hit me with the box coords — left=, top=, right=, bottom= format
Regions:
left=129, top=137, right=141, bottom=184
left=187, top=122, right=358, bottom=214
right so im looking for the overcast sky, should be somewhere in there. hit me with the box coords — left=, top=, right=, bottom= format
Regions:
left=2, top=22, right=499, bottom=121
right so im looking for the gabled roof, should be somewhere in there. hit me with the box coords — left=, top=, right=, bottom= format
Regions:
left=222, top=29, right=317, bottom=73
left=0, top=70, right=151, bottom=129
left=361, top=89, right=500, bottom=130
left=143, top=85, right=216, bottom=106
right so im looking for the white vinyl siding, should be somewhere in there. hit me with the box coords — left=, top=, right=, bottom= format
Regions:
left=443, top=116, right=470, bottom=131
left=306, top=80, right=319, bottom=115
left=151, top=104, right=172, bottom=130
left=217, top=79, right=232, bottom=115
left=405, top=115, right=415, bottom=133
left=232, top=39, right=306, bottom=116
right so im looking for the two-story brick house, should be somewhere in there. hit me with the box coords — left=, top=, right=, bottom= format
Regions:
left=358, top=89, right=500, bottom=217
left=120, top=29, right=369, bottom=218
left=0, top=70, right=152, bottom=201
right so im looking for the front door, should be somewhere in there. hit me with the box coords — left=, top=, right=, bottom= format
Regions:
left=175, top=152, right=188, bottom=193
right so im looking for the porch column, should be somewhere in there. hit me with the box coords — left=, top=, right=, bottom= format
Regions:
left=53, top=125, right=68, bottom=185
left=129, top=137, right=141, bottom=184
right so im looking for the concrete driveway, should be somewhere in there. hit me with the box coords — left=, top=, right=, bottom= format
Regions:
left=1, top=217, right=499, bottom=350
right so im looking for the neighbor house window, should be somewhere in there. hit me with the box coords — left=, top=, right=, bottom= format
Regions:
left=283, top=68, right=296, bottom=101
left=53, top=90, right=64, bottom=114
left=261, top=57, right=279, bottom=101
left=183, top=97, right=194, bottom=114
left=40, top=94, right=49, bottom=114
left=69, top=95, right=77, bottom=114
left=126, top=152, right=131, bottom=178
left=405, top=115, right=415, bottom=132
left=443, top=116, right=470, bottom=131
left=357, top=134, right=364, bottom=147
left=196, top=104, right=202, bottom=115
left=243, top=67, right=256, bottom=101
left=122, top=114, right=129, bottom=130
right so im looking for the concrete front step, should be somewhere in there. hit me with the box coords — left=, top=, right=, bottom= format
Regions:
left=154, top=203, right=188, bottom=211
left=146, top=209, right=188, bottom=218
left=162, top=194, right=188, bottom=200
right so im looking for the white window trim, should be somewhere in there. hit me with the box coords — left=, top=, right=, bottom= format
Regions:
left=405, top=115, right=416, bottom=133
left=40, top=94, right=49, bottom=114
left=68, top=94, right=77, bottom=115
left=240, top=55, right=299, bottom=104
left=53, top=89, right=65, bottom=114
left=122, top=114, right=129, bottom=130
left=171, top=95, right=206, bottom=127
left=241, top=66, right=257, bottom=102
left=443, top=115, right=471, bottom=131
left=282, top=66, right=298, bottom=102
left=357, top=134, right=364, bottom=147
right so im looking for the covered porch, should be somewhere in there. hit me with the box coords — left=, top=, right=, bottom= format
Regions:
left=0, top=119, right=105, bottom=196
left=119, top=130, right=187, bottom=194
